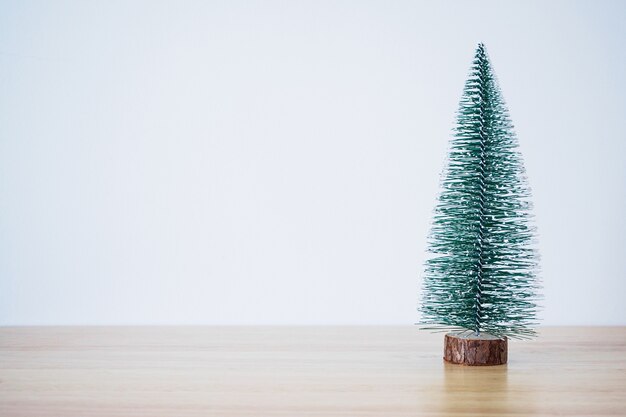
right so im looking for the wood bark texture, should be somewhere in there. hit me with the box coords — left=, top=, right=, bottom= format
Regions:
left=444, top=332, right=508, bottom=365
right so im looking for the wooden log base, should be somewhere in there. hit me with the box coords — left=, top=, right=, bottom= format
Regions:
left=444, top=332, right=507, bottom=366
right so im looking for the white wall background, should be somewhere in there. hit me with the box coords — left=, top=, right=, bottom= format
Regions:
left=1, top=0, right=624, bottom=325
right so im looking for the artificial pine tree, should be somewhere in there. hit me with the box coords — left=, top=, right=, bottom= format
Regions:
left=419, top=43, right=540, bottom=365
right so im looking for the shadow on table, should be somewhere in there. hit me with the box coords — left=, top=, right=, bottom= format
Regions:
left=436, top=361, right=534, bottom=415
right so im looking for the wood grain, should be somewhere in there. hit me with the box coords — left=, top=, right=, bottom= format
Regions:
left=444, top=332, right=507, bottom=365
left=0, top=326, right=625, bottom=416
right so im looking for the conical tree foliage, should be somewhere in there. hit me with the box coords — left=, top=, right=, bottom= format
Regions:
left=419, top=43, right=540, bottom=340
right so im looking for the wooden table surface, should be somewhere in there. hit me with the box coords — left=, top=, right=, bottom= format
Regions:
left=1, top=326, right=625, bottom=416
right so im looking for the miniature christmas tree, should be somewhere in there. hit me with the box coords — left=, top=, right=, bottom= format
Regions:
left=419, top=43, right=540, bottom=363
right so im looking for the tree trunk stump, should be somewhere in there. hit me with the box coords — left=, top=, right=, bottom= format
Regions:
left=444, top=332, right=507, bottom=366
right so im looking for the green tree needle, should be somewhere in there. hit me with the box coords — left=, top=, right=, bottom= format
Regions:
left=419, top=43, right=541, bottom=340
